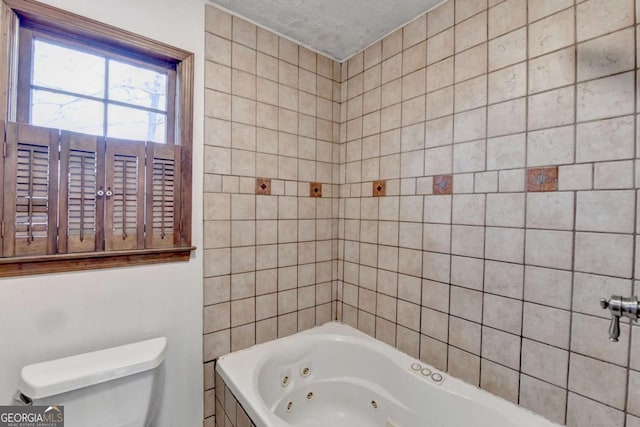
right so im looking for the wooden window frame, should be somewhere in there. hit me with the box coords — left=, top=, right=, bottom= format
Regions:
left=0, top=0, right=194, bottom=277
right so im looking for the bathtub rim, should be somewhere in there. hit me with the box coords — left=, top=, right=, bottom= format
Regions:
left=215, top=321, right=562, bottom=427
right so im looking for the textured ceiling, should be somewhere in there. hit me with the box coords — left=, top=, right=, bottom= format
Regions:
left=207, top=0, right=445, bottom=61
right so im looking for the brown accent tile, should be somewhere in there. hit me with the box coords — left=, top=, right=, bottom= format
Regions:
left=255, top=178, right=271, bottom=195
left=310, top=182, right=322, bottom=197
left=433, top=174, right=453, bottom=194
left=527, top=167, right=558, bottom=192
left=373, top=180, right=386, bottom=197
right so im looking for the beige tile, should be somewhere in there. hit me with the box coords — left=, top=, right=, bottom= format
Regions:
left=523, top=302, right=570, bottom=348
left=480, top=359, right=519, bottom=403
left=449, top=316, right=481, bottom=354
left=428, top=0, right=454, bottom=37
left=575, top=232, right=634, bottom=278
left=594, top=160, right=634, bottom=190
left=577, top=72, right=635, bottom=122
left=489, top=0, right=526, bottom=40
left=520, top=375, right=566, bottom=425
left=578, top=28, right=635, bottom=82
left=527, top=86, right=575, bottom=131
left=427, top=57, right=454, bottom=92
left=454, top=108, right=486, bottom=143
left=484, top=260, right=523, bottom=299
left=448, top=347, right=480, bottom=385
left=450, top=286, right=483, bottom=323
left=525, top=229, right=573, bottom=270
left=529, top=8, right=575, bottom=58
left=485, top=227, right=524, bottom=263
left=403, top=41, right=426, bottom=75
left=486, top=193, right=525, bottom=228
left=526, top=192, right=574, bottom=230
left=427, top=28, right=454, bottom=65
left=488, top=27, right=526, bottom=71
left=487, top=98, right=526, bottom=137
left=527, top=125, right=574, bottom=167
left=455, top=11, right=487, bottom=53
left=232, top=17, right=256, bottom=49
left=420, top=335, right=448, bottom=371
left=567, top=392, right=625, bottom=427
left=455, top=44, right=487, bottom=83
left=576, top=0, right=634, bottom=42
left=205, top=6, right=232, bottom=38
left=576, top=190, right=635, bottom=233
left=453, top=140, right=485, bottom=173
left=424, top=146, right=452, bottom=176
left=382, top=29, right=403, bottom=60
left=569, top=353, right=627, bottom=409
left=524, top=266, right=572, bottom=310
left=454, top=75, right=487, bottom=113
left=571, top=312, right=630, bottom=366
left=488, top=62, right=526, bottom=104
left=421, top=307, right=449, bottom=341
left=422, top=251, right=451, bottom=283
left=452, top=194, right=485, bottom=225
left=455, top=0, right=486, bottom=23
left=528, top=47, right=575, bottom=94
left=521, top=339, right=568, bottom=387
left=451, top=255, right=484, bottom=289
left=483, top=294, right=522, bottom=335
left=630, top=370, right=640, bottom=417
left=576, top=116, right=635, bottom=163
left=528, top=0, right=573, bottom=23
left=573, top=273, right=632, bottom=318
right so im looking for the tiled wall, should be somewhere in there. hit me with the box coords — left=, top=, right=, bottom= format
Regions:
left=202, top=6, right=341, bottom=426
left=213, top=371, right=256, bottom=427
left=336, top=0, right=640, bottom=426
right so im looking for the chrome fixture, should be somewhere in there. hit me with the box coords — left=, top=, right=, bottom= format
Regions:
left=600, top=295, right=639, bottom=342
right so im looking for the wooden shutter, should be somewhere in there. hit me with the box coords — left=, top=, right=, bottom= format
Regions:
left=145, top=143, right=181, bottom=248
left=3, top=122, right=58, bottom=256
left=59, top=131, right=105, bottom=253
left=105, top=138, right=144, bottom=251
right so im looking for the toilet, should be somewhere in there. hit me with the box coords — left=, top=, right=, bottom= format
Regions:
left=16, top=337, right=167, bottom=427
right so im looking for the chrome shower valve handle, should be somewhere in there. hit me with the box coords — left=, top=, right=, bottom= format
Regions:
left=600, top=295, right=639, bottom=342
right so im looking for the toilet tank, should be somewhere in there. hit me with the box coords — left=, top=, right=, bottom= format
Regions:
left=18, top=337, right=167, bottom=427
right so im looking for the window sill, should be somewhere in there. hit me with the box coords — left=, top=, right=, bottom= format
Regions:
left=0, top=246, right=195, bottom=277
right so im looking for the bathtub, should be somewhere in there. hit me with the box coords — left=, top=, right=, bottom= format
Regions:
left=216, top=322, right=560, bottom=427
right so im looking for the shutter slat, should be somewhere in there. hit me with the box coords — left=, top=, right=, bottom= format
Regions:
left=3, top=122, right=58, bottom=256
left=145, top=143, right=181, bottom=248
left=105, top=138, right=144, bottom=251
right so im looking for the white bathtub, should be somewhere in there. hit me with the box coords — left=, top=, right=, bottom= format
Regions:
left=216, top=322, right=560, bottom=427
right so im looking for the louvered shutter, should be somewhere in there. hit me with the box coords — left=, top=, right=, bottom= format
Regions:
left=145, top=143, right=181, bottom=248
left=104, top=138, right=145, bottom=251
left=59, top=131, right=105, bottom=253
left=3, top=122, right=58, bottom=256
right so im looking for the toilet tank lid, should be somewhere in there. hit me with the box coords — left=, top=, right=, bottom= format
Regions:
left=19, top=337, right=167, bottom=399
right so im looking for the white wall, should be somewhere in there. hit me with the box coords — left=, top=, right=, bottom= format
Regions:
left=0, top=0, right=205, bottom=426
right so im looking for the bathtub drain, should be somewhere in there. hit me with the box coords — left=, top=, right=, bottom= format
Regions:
left=306, top=392, right=314, bottom=400
left=371, top=400, right=378, bottom=411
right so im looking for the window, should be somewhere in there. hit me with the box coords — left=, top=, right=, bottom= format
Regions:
left=0, top=0, right=194, bottom=276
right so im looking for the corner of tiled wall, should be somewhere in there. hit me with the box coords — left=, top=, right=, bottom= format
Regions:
left=202, top=5, right=343, bottom=425
left=204, top=0, right=640, bottom=426
left=336, top=0, right=640, bottom=426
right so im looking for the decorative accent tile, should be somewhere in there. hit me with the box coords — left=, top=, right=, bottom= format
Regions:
left=433, top=174, right=453, bottom=194
left=373, top=180, right=386, bottom=197
left=255, top=178, right=271, bottom=195
left=527, top=167, right=558, bottom=192
left=310, top=182, right=323, bottom=197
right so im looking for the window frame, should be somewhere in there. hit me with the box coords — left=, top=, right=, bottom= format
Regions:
left=0, top=0, right=195, bottom=277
